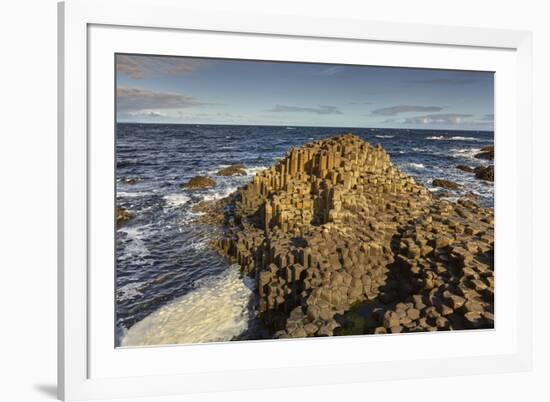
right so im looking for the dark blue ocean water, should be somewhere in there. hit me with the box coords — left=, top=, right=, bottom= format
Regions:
left=115, top=123, right=494, bottom=346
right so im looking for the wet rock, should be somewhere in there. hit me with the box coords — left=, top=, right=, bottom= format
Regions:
left=124, top=178, right=141, bottom=185
left=182, top=176, right=216, bottom=189
left=116, top=207, right=134, bottom=226
left=432, top=179, right=461, bottom=190
left=475, top=146, right=494, bottom=161
left=474, top=165, right=494, bottom=182
left=192, top=198, right=229, bottom=225
left=218, top=164, right=247, bottom=176
left=456, top=165, right=475, bottom=173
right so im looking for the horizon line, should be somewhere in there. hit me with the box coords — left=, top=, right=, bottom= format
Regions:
left=115, top=121, right=494, bottom=133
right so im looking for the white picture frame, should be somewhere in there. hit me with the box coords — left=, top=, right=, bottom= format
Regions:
left=58, top=0, right=533, bottom=400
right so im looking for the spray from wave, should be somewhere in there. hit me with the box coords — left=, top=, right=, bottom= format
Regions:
left=405, top=162, right=425, bottom=169
left=120, top=265, right=255, bottom=346
left=163, top=193, right=191, bottom=207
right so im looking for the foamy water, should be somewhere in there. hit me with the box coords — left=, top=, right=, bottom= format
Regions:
left=120, top=265, right=255, bottom=346
left=163, top=193, right=191, bottom=207
left=405, top=162, right=425, bottom=169
left=426, top=135, right=485, bottom=141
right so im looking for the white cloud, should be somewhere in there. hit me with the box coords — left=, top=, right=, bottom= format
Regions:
left=403, top=113, right=472, bottom=125
left=372, top=105, right=443, bottom=116
left=267, top=104, right=342, bottom=115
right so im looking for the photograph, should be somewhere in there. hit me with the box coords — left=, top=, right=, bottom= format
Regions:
left=114, top=54, right=495, bottom=347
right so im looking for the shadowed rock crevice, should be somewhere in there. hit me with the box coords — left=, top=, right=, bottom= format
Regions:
left=214, top=134, right=494, bottom=338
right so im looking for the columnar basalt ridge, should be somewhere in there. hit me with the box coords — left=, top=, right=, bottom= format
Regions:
left=217, top=134, right=494, bottom=337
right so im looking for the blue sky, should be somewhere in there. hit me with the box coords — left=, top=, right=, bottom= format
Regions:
left=116, top=54, right=494, bottom=131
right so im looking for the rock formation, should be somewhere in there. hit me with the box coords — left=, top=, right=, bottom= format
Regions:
left=475, top=146, right=494, bottom=161
left=456, top=165, right=475, bottom=173
left=474, top=165, right=494, bottom=182
left=218, top=164, right=247, bottom=176
left=216, top=134, right=494, bottom=338
left=432, top=179, right=461, bottom=190
left=182, top=176, right=216, bottom=189
left=116, top=207, right=134, bottom=227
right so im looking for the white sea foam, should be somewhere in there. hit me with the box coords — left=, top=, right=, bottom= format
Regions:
left=120, top=265, right=254, bottom=346
left=450, top=147, right=481, bottom=159
left=202, top=186, right=239, bottom=201
left=426, top=136, right=480, bottom=141
left=164, top=193, right=191, bottom=207
left=118, top=225, right=151, bottom=260
left=117, top=281, right=145, bottom=302
left=405, top=162, right=425, bottom=169
left=375, top=135, right=394, bottom=139
left=178, top=210, right=206, bottom=225
left=117, top=191, right=150, bottom=198
left=245, top=166, right=268, bottom=176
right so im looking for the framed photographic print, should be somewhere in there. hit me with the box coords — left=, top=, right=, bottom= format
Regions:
left=58, top=0, right=533, bottom=400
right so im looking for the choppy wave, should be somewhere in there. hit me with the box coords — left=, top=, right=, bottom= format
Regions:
left=117, top=191, right=151, bottom=198
left=202, top=185, right=239, bottom=201
left=405, top=162, right=425, bottom=169
left=450, top=147, right=481, bottom=160
left=117, top=225, right=151, bottom=260
left=375, top=135, right=394, bottom=139
left=163, top=193, right=191, bottom=207
left=117, top=281, right=145, bottom=302
left=426, top=136, right=481, bottom=141
left=120, top=265, right=254, bottom=346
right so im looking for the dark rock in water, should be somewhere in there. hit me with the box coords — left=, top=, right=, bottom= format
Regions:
left=432, top=179, right=461, bottom=190
left=475, top=146, right=494, bottom=161
left=182, top=176, right=216, bottom=189
left=116, top=207, right=134, bottom=226
left=218, top=164, right=246, bottom=176
left=474, top=165, right=494, bottom=182
left=192, top=198, right=229, bottom=225
left=213, top=134, right=494, bottom=339
left=125, top=178, right=141, bottom=185
left=456, top=165, right=475, bottom=173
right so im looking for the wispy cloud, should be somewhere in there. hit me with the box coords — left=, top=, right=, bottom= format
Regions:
left=127, top=111, right=167, bottom=118
left=403, top=113, right=472, bottom=125
left=267, top=105, right=342, bottom=115
left=405, top=78, right=475, bottom=85
left=481, top=113, right=494, bottom=121
left=116, top=87, right=204, bottom=112
left=116, top=55, right=207, bottom=79
left=315, top=66, right=346, bottom=76
left=372, top=105, right=443, bottom=116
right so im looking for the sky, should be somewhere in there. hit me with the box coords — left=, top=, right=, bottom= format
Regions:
left=116, top=54, right=494, bottom=131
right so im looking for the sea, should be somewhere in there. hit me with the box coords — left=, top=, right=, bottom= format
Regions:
left=115, top=123, right=494, bottom=347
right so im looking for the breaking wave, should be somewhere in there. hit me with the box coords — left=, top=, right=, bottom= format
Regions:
left=405, top=162, right=425, bottom=169
left=426, top=136, right=481, bottom=141
left=163, top=193, right=191, bottom=207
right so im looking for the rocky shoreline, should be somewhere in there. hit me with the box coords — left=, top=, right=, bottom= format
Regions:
left=205, top=134, right=494, bottom=338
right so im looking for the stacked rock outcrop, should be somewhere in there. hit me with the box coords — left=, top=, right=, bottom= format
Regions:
left=217, top=134, right=494, bottom=337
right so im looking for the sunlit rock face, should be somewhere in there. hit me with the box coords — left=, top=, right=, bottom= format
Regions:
left=217, top=134, right=494, bottom=338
